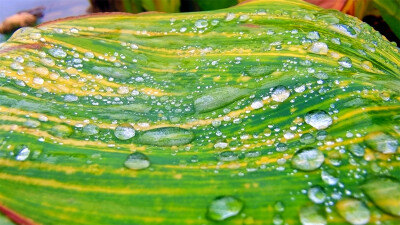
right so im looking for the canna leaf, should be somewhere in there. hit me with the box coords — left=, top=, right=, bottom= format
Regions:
left=0, top=0, right=399, bottom=224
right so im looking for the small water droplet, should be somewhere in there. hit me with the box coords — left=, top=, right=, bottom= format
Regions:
left=292, top=147, right=325, bottom=171
left=330, top=24, right=357, bottom=38
left=300, top=133, right=316, bottom=144
left=308, top=186, right=326, bottom=204
left=321, top=167, right=339, bottom=185
left=251, top=100, right=264, bottom=109
left=225, top=13, right=236, bottom=22
left=336, top=198, right=370, bottom=225
left=304, top=110, right=332, bottom=130
left=274, top=201, right=285, bottom=212
left=15, top=146, right=30, bottom=161
left=114, top=124, right=135, bottom=140
left=338, top=57, right=352, bottom=68
left=206, top=196, right=243, bottom=221
left=124, top=152, right=150, bottom=170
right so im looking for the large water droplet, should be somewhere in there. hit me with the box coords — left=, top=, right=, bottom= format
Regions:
left=308, top=42, right=328, bottom=55
left=300, top=133, right=316, bottom=144
left=15, top=146, right=30, bottom=161
left=307, top=31, right=320, bottom=40
left=361, top=177, right=400, bottom=216
left=194, top=87, right=248, bottom=113
left=336, top=198, right=370, bottom=225
left=292, top=147, right=324, bottom=171
left=114, top=124, right=135, bottom=140
left=195, top=19, right=208, bottom=28
left=82, top=124, right=99, bottom=136
left=50, top=124, right=73, bottom=137
left=137, top=127, right=194, bottom=146
left=124, top=152, right=150, bottom=170
left=304, top=110, right=332, bottom=130
left=308, top=186, right=326, bottom=204
left=364, top=132, right=398, bottom=154
left=219, top=151, right=238, bottom=162
left=271, top=85, right=290, bottom=102
left=347, top=144, right=365, bottom=157
left=330, top=24, right=357, bottom=38
left=206, top=196, right=243, bottom=221
left=48, top=48, right=67, bottom=58
left=299, top=205, right=327, bottom=225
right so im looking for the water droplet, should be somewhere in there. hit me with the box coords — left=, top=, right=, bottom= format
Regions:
left=307, top=31, right=320, bottom=40
left=48, top=48, right=67, bottom=58
left=276, top=143, right=288, bottom=152
left=195, top=19, right=208, bottom=28
left=251, top=100, right=264, bottom=109
left=336, top=198, right=370, bottom=225
left=292, top=147, right=325, bottom=171
left=15, top=146, right=30, bottom=161
left=50, top=124, right=73, bottom=137
left=313, top=72, right=328, bottom=80
left=299, top=205, right=327, bottom=225
left=274, top=201, right=285, bottom=212
left=206, top=196, right=243, bottom=221
left=64, top=94, right=78, bottom=102
left=338, top=57, right=352, bottom=68
left=84, top=52, right=95, bottom=58
left=194, top=87, right=248, bottom=113
left=304, top=110, right=332, bottom=130
left=308, top=186, right=326, bottom=204
left=364, top=132, right=398, bottom=154
left=347, top=144, right=365, bottom=157
left=219, top=151, right=238, bottom=162
left=361, top=177, right=400, bottom=216
left=82, top=124, right=99, bottom=136
left=225, top=13, right=236, bottom=22
left=321, top=167, right=339, bottom=185
left=330, top=24, right=357, bottom=38
left=124, top=152, right=150, bottom=170
left=308, top=42, right=328, bottom=55
left=137, top=127, right=194, bottom=146
left=24, top=119, right=40, bottom=128
left=114, top=124, right=135, bottom=140
left=271, top=85, right=290, bottom=102
left=238, top=14, right=249, bottom=22
left=300, top=133, right=316, bottom=144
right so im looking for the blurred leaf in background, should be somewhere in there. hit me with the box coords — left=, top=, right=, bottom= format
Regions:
left=142, top=0, right=180, bottom=13
left=373, top=0, right=400, bottom=41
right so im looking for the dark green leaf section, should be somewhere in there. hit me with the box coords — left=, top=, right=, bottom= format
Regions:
left=0, top=0, right=399, bottom=224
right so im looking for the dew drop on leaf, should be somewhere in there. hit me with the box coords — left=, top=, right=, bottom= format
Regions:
left=304, top=110, right=332, bottom=130
left=308, top=186, right=326, bottom=204
left=299, top=204, right=327, bottom=225
left=364, top=132, right=398, bottom=154
left=114, top=124, right=135, bottom=140
left=361, top=177, right=400, bottom=216
left=292, top=147, right=324, bottom=171
left=124, top=152, right=150, bottom=170
left=336, top=198, right=370, bottom=225
left=206, top=196, right=243, bottom=221
left=15, top=146, right=30, bottom=161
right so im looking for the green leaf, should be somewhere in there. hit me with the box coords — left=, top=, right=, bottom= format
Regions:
left=373, top=0, right=400, bottom=39
left=142, top=0, right=181, bottom=12
left=195, top=0, right=239, bottom=11
left=0, top=0, right=399, bottom=224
